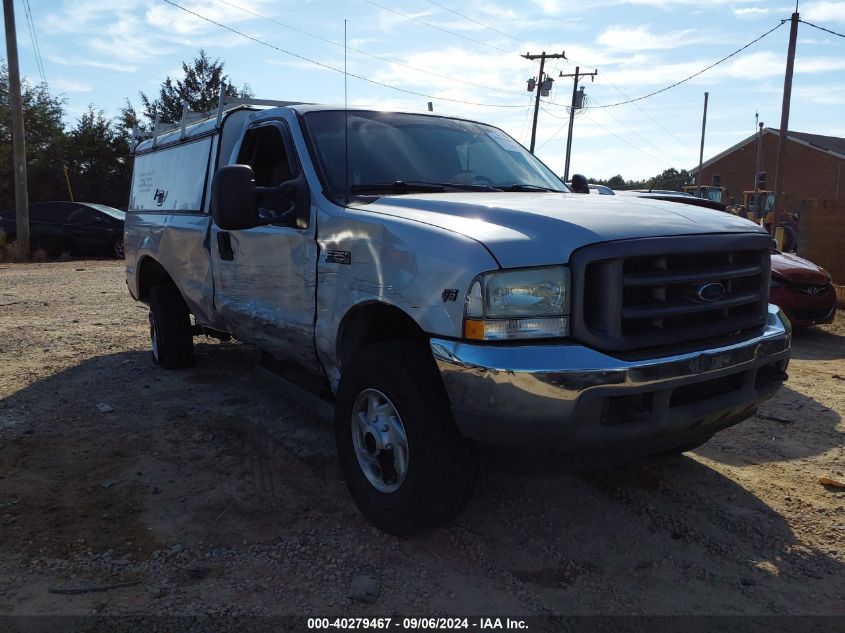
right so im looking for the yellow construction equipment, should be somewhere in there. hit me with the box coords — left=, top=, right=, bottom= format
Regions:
left=682, top=185, right=727, bottom=204
left=727, top=190, right=799, bottom=251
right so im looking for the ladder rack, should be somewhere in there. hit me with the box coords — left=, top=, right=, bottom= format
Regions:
left=130, top=83, right=307, bottom=152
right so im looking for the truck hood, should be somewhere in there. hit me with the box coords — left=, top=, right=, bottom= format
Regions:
left=363, top=192, right=766, bottom=267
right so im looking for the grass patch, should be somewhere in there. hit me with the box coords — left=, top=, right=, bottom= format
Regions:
left=0, top=238, right=31, bottom=263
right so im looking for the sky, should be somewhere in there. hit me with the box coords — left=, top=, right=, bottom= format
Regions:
left=2, top=0, right=845, bottom=180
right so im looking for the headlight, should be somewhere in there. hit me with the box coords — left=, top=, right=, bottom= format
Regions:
left=464, top=266, right=570, bottom=340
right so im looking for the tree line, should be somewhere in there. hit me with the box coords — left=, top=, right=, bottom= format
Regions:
left=587, top=168, right=694, bottom=192
left=0, top=50, right=248, bottom=211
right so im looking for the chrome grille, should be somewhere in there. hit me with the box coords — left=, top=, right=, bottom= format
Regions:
left=571, top=234, right=772, bottom=352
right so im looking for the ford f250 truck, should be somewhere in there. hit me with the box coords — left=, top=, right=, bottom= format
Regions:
left=125, top=98, right=791, bottom=535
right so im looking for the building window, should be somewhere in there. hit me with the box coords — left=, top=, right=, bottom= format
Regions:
left=711, top=174, right=721, bottom=187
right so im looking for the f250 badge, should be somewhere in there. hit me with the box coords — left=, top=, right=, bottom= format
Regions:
left=325, top=250, right=351, bottom=265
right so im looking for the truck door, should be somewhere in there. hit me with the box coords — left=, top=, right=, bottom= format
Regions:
left=209, top=120, right=320, bottom=373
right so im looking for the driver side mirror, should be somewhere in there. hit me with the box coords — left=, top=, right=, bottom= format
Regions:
left=211, top=165, right=261, bottom=230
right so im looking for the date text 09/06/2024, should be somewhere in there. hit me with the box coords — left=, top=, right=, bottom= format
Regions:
left=307, top=617, right=529, bottom=630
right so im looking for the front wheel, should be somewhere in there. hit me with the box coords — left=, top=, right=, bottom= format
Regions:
left=335, top=341, right=478, bottom=535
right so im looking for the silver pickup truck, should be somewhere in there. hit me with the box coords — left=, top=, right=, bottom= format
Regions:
left=125, top=99, right=791, bottom=534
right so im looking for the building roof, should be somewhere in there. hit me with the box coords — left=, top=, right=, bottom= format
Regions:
left=787, top=131, right=845, bottom=157
left=691, top=128, right=845, bottom=174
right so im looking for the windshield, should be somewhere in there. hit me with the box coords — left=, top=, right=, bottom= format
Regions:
left=704, top=188, right=723, bottom=203
left=749, top=192, right=775, bottom=214
left=303, top=110, right=567, bottom=199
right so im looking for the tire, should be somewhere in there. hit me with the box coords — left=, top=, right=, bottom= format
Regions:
left=112, top=236, right=125, bottom=259
left=148, top=284, right=194, bottom=369
left=335, top=341, right=478, bottom=535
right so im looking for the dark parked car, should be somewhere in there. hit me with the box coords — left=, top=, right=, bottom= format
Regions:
left=0, top=201, right=125, bottom=259
left=770, top=251, right=837, bottom=327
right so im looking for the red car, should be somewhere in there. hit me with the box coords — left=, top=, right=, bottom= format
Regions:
left=770, top=251, right=837, bottom=327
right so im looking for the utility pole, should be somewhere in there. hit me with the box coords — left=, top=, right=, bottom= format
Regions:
left=770, top=10, right=799, bottom=240
left=3, top=0, right=30, bottom=255
left=560, top=66, right=597, bottom=182
left=752, top=111, right=759, bottom=191
left=522, top=51, right=566, bottom=154
left=697, top=92, right=709, bottom=186
left=754, top=121, right=764, bottom=216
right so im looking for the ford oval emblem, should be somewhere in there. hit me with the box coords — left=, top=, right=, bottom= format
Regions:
left=696, top=282, right=726, bottom=302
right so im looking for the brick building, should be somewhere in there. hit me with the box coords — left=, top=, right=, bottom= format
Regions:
left=691, top=129, right=845, bottom=209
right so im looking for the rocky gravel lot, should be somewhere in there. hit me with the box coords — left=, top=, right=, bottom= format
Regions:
left=0, top=260, right=843, bottom=618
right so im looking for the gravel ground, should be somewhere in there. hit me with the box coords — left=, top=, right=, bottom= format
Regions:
left=0, top=260, right=843, bottom=617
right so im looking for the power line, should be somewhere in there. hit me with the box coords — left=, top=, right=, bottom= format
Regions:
left=580, top=111, right=665, bottom=165
left=550, top=53, right=695, bottom=157
left=534, top=101, right=588, bottom=151
left=519, top=91, right=536, bottom=146
left=538, top=103, right=571, bottom=121
left=160, top=0, right=525, bottom=108
left=362, top=0, right=513, bottom=54
left=587, top=95, right=691, bottom=167
left=557, top=56, right=694, bottom=161
left=535, top=112, right=569, bottom=151
left=21, top=0, right=46, bottom=84
left=798, top=18, right=845, bottom=38
left=603, top=80, right=693, bottom=150
left=213, top=0, right=525, bottom=97
left=421, top=0, right=525, bottom=44
left=580, top=20, right=787, bottom=109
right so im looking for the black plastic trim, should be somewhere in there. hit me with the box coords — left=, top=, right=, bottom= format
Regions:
left=570, top=233, right=772, bottom=352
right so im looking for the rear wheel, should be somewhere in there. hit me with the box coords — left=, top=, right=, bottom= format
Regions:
left=112, top=236, right=125, bottom=259
left=148, top=284, right=194, bottom=369
left=335, top=341, right=478, bottom=535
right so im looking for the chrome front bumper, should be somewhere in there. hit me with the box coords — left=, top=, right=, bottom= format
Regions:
left=431, top=305, right=791, bottom=453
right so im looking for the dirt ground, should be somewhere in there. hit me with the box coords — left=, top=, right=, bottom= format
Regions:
left=0, top=259, right=843, bottom=617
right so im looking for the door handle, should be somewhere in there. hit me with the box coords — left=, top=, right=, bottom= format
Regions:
left=217, top=232, right=234, bottom=260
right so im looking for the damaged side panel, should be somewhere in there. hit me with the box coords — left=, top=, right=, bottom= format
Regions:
left=126, top=133, right=221, bottom=328
left=126, top=213, right=220, bottom=328
left=315, top=206, right=498, bottom=391
left=209, top=222, right=321, bottom=373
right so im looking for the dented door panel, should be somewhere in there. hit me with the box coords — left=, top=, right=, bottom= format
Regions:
left=314, top=203, right=498, bottom=391
left=210, top=221, right=321, bottom=373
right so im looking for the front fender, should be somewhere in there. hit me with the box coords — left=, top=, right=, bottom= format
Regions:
left=315, top=205, right=498, bottom=391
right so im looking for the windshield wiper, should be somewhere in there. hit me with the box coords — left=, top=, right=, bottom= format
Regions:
left=500, top=183, right=563, bottom=192
left=349, top=181, right=446, bottom=195
left=349, top=180, right=503, bottom=195
left=436, top=181, right=502, bottom=192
